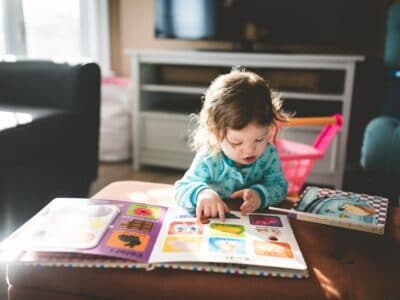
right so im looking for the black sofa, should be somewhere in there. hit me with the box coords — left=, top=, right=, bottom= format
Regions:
left=0, top=60, right=100, bottom=239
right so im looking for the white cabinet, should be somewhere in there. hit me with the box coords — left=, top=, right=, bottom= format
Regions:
left=127, top=49, right=364, bottom=188
left=139, top=112, right=194, bottom=169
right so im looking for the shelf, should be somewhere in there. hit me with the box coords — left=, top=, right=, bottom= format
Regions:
left=127, top=49, right=364, bottom=69
left=141, top=84, right=206, bottom=94
left=142, top=84, right=342, bottom=101
left=141, top=111, right=189, bottom=120
left=280, top=92, right=342, bottom=101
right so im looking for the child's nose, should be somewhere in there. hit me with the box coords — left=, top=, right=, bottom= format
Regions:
left=243, top=143, right=256, bottom=154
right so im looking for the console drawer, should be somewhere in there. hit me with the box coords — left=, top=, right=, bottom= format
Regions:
left=140, top=112, right=192, bottom=153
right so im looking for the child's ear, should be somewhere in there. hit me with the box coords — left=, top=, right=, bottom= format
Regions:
left=209, top=132, right=219, bottom=145
left=267, top=124, right=277, bottom=143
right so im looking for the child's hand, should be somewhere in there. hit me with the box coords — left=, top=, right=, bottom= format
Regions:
left=230, top=189, right=261, bottom=215
left=197, top=189, right=229, bottom=221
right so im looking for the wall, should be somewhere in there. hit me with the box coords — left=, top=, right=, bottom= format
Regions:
left=111, top=0, right=230, bottom=76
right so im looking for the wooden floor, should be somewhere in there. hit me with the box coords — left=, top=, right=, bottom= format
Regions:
left=89, top=161, right=185, bottom=196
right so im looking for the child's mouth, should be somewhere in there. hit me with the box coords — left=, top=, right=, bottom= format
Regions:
left=244, top=156, right=256, bottom=163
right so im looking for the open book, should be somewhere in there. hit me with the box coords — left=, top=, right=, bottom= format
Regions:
left=270, top=186, right=389, bottom=234
left=1, top=198, right=307, bottom=278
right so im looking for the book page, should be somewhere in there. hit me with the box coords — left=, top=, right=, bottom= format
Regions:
left=149, top=209, right=307, bottom=271
left=23, top=198, right=120, bottom=250
left=83, top=200, right=168, bottom=262
left=7, top=198, right=169, bottom=263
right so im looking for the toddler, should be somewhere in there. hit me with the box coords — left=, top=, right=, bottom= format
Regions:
left=175, top=68, right=289, bottom=220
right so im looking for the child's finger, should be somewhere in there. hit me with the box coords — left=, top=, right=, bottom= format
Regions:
left=210, top=205, right=218, bottom=218
left=242, top=190, right=251, bottom=201
left=203, top=205, right=211, bottom=218
left=196, top=205, right=203, bottom=220
left=217, top=203, right=225, bottom=221
left=246, top=202, right=257, bottom=214
left=222, top=201, right=230, bottom=212
left=230, top=190, right=243, bottom=199
left=240, top=200, right=250, bottom=214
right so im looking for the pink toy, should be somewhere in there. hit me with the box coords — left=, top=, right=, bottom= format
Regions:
left=276, top=114, right=343, bottom=198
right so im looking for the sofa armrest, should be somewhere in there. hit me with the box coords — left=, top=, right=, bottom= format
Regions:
left=0, top=60, right=100, bottom=113
left=360, top=116, right=400, bottom=176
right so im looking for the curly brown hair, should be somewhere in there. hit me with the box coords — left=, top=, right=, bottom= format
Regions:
left=189, top=68, right=289, bottom=153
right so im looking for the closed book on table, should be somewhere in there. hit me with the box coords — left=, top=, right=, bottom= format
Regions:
left=270, top=186, right=389, bottom=234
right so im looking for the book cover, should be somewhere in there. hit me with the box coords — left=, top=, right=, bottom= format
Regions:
left=270, top=186, right=389, bottom=234
left=1, top=197, right=308, bottom=278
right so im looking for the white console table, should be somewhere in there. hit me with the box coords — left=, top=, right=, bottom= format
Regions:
left=127, top=49, right=364, bottom=189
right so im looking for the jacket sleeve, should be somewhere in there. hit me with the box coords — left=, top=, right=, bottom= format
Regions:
left=251, top=145, right=288, bottom=208
left=174, top=151, right=213, bottom=210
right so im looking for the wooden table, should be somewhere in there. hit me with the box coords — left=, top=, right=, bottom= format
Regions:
left=6, top=181, right=400, bottom=300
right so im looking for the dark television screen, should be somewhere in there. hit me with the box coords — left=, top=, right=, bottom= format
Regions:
left=155, top=0, right=384, bottom=51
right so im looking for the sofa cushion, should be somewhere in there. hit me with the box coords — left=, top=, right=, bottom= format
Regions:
left=0, top=104, right=85, bottom=166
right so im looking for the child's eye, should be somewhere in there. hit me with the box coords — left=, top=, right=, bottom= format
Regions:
left=255, top=137, right=266, bottom=143
left=227, top=139, right=242, bottom=146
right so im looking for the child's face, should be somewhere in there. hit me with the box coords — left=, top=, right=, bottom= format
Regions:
left=220, top=123, right=268, bottom=166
